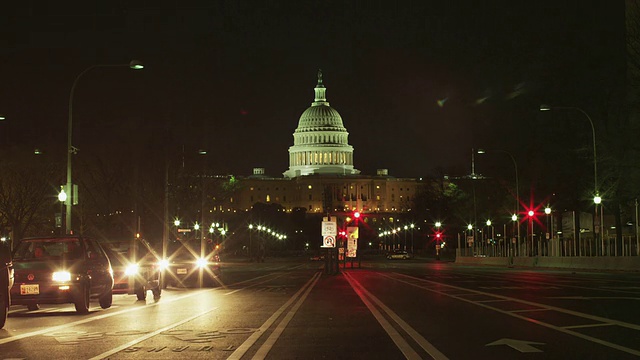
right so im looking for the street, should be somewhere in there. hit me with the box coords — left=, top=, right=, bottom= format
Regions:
left=1, top=257, right=639, bottom=359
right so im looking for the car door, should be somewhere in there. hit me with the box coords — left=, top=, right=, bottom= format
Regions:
left=85, top=238, right=113, bottom=295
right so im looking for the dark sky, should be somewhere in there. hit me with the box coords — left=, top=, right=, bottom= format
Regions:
left=0, top=2, right=626, bottom=179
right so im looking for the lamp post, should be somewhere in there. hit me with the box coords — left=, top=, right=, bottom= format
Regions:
left=58, top=188, right=67, bottom=236
left=467, top=224, right=473, bottom=256
left=485, top=219, right=494, bottom=256
left=248, top=224, right=254, bottom=260
left=545, top=206, right=552, bottom=256
left=477, top=148, right=520, bottom=252
left=65, top=60, right=144, bottom=234
left=540, top=105, right=602, bottom=254
left=410, top=223, right=415, bottom=254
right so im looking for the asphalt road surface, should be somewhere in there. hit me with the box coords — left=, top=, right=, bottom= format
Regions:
left=1, top=256, right=639, bottom=359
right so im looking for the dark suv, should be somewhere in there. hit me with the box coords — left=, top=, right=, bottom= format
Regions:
left=10, top=236, right=113, bottom=313
left=1, top=241, right=13, bottom=328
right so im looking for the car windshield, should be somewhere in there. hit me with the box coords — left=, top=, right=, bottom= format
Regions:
left=13, top=238, right=83, bottom=261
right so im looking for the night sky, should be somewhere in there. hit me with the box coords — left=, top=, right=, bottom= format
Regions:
left=0, top=2, right=625, bottom=180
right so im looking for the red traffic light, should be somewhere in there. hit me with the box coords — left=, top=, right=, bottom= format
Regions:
left=436, top=232, right=441, bottom=238
left=353, top=211, right=361, bottom=219
left=528, top=210, right=534, bottom=217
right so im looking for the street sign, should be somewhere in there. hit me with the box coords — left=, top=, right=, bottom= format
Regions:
left=322, top=220, right=337, bottom=237
left=347, top=226, right=358, bottom=257
left=322, top=235, right=336, bottom=248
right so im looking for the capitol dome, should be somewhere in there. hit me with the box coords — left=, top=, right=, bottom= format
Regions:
left=283, top=70, right=360, bottom=178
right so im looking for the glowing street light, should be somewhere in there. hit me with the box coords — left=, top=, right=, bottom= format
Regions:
left=477, top=148, right=520, bottom=246
left=64, top=60, right=144, bottom=234
left=541, top=105, right=603, bottom=252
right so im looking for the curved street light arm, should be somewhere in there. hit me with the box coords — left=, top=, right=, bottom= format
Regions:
left=65, top=61, right=143, bottom=234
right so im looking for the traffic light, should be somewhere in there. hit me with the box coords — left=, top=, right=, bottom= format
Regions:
left=353, top=211, right=360, bottom=219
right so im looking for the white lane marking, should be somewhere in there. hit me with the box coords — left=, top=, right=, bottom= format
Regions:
left=227, top=272, right=321, bottom=360
left=223, top=272, right=289, bottom=296
left=563, top=323, right=614, bottom=330
left=387, top=272, right=640, bottom=357
left=0, top=289, right=212, bottom=345
left=88, top=307, right=218, bottom=360
left=550, top=296, right=640, bottom=301
left=251, top=272, right=321, bottom=359
left=486, top=338, right=544, bottom=353
left=343, top=272, right=422, bottom=360
left=344, top=272, right=449, bottom=360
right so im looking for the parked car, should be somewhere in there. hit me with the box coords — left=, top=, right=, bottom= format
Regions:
left=1, top=241, right=13, bottom=328
left=161, top=240, right=221, bottom=288
left=10, top=236, right=114, bottom=313
left=387, top=250, right=412, bottom=260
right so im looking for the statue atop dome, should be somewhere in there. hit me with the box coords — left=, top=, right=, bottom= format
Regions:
left=317, top=69, right=323, bottom=86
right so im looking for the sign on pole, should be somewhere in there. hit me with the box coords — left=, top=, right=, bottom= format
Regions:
left=346, top=226, right=358, bottom=257
left=322, top=235, right=336, bottom=248
left=322, top=220, right=337, bottom=237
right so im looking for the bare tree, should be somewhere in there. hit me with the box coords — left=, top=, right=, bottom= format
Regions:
left=0, top=149, right=58, bottom=243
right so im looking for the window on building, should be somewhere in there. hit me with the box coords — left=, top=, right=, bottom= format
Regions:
left=266, top=195, right=271, bottom=202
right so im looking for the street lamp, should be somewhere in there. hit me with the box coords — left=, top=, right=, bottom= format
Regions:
left=248, top=224, right=253, bottom=259
left=58, top=188, right=67, bottom=235
left=540, top=105, right=602, bottom=253
left=545, top=206, right=552, bottom=256
left=410, top=223, right=415, bottom=253
left=64, top=60, right=144, bottom=234
left=477, top=148, right=520, bottom=248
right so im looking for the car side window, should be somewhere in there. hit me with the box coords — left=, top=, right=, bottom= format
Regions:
left=86, top=239, right=107, bottom=261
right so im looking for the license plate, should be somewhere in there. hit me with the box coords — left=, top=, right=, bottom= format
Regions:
left=20, top=284, right=40, bottom=295
left=176, top=268, right=187, bottom=275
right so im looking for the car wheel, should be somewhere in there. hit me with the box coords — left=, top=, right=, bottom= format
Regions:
left=135, top=285, right=146, bottom=301
left=0, top=291, right=7, bottom=329
left=74, top=283, right=90, bottom=314
left=151, top=287, right=161, bottom=300
left=160, top=273, right=168, bottom=289
left=27, top=303, right=39, bottom=311
left=402, top=256, right=407, bottom=259
left=99, top=288, right=113, bottom=309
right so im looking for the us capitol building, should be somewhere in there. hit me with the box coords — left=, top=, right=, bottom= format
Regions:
left=223, top=71, right=422, bottom=216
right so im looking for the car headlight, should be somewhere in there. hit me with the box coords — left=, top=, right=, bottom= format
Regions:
left=196, top=258, right=207, bottom=268
left=125, top=264, right=139, bottom=276
left=52, top=271, right=71, bottom=282
left=158, top=259, right=170, bottom=271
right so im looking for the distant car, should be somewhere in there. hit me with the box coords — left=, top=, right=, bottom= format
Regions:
left=387, top=250, right=412, bottom=260
left=10, top=236, right=114, bottom=313
left=104, top=246, right=161, bottom=301
left=1, top=241, right=13, bottom=328
left=309, top=254, right=325, bottom=261
left=161, top=241, right=221, bottom=288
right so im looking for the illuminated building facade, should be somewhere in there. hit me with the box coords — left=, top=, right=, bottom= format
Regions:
left=213, top=71, right=422, bottom=216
